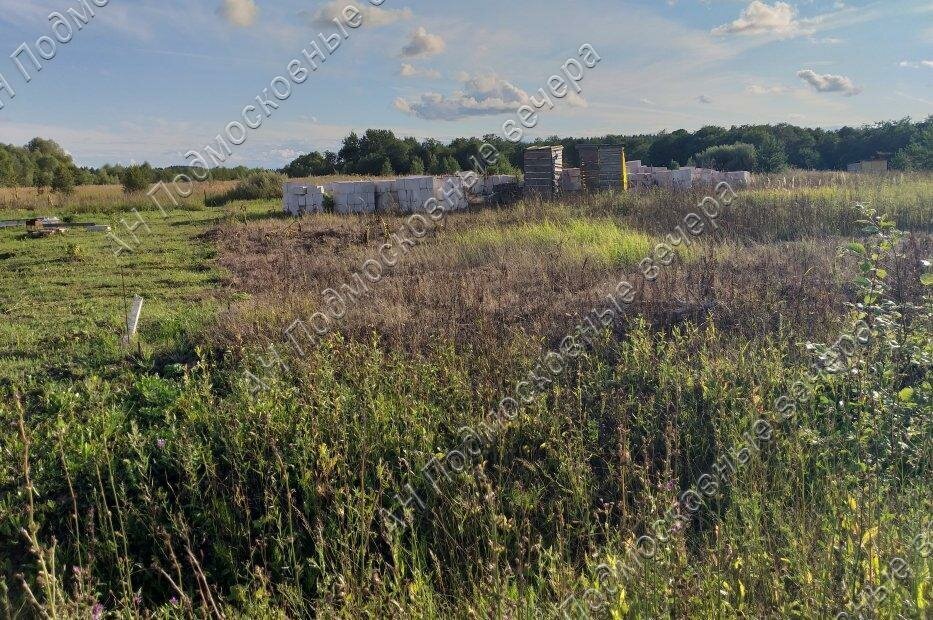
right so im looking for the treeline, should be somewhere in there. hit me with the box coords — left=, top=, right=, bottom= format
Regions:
left=4, top=118, right=930, bottom=192
left=283, top=117, right=932, bottom=177
left=281, top=130, right=522, bottom=178
left=0, top=138, right=266, bottom=193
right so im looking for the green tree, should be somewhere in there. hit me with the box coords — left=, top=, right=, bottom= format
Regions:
left=379, top=159, right=394, bottom=177
left=797, top=147, right=821, bottom=170
left=0, top=151, right=16, bottom=187
left=51, top=166, right=76, bottom=195
left=440, top=156, right=459, bottom=174
left=758, top=136, right=788, bottom=172
left=122, top=165, right=152, bottom=193
left=890, top=126, right=933, bottom=171
left=34, top=155, right=58, bottom=190
left=694, top=143, right=758, bottom=172
left=409, top=156, right=425, bottom=175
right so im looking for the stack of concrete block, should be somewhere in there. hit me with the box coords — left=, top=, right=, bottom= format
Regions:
left=395, top=176, right=437, bottom=212
left=629, top=173, right=652, bottom=189
left=524, top=146, right=563, bottom=198
left=672, top=168, right=693, bottom=190
left=327, top=181, right=376, bottom=214
left=464, top=174, right=518, bottom=196
left=283, top=182, right=325, bottom=216
left=374, top=180, right=400, bottom=212
left=652, top=169, right=674, bottom=189
left=724, top=171, right=751, bottom=188
left=434, top=175, right=469, bottom=211
left=560, top=168, right=582, bottom=192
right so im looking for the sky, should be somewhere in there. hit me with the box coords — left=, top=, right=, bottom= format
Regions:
left=0, top=0, right=930, bottom=168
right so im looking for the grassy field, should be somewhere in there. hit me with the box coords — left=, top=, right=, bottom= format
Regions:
left=0, top=172, right=930, bottom=618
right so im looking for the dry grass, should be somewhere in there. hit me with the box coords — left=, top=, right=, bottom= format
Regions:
left=0, top=182, right=236, bottom=215
left=205, top=205, right=919, bottom=362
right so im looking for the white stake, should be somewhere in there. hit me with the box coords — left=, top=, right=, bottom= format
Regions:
left=124, top=295, right=144, bottom=344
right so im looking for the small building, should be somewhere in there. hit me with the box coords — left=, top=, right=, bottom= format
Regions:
left=847, top=159, right=888, bottom=173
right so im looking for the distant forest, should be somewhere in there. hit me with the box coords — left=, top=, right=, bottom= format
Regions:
left=282, top=117, right=932, bottom=177
left=1, top=117, right=930, bottom=192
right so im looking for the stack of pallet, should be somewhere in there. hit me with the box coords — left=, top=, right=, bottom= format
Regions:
left=578, top=145, right=626, bottom=190
left=577, top=145, right=599, bottom=191
left=523, top=146, right=563, bottom=198
left=598, top=146, right=624, bottom=190
left=560, top=168, right=582, bottom=192
left=283, top=182, right=325, bottom=215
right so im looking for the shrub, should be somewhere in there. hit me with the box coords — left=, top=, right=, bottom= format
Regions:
left=205, top=171, right=284, bottom=207
left=121, top=165, right=152, bottom=193
left=694, top=142, right=758, bottom=171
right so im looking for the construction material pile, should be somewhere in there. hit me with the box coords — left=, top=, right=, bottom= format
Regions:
left=283, top=183, right=325, bottom=215
left=523, top=146, right=563, bottom=198
left=626, top=161, right=751, bottom=190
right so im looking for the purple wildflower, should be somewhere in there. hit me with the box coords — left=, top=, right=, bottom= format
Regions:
left=170, top=596, right=179, bottom=606
left=156, top=438, right=166, bottom=449
left=91, top=603, right=104, bottom=620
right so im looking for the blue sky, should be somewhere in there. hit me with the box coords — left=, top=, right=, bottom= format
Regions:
left=0, top=0, right=930, bottom=167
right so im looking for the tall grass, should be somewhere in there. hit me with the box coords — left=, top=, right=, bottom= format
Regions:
left=0, top=183, right=236, bottom=216
left=1, top=173, right=931, bottom=617
left=452, top=218, right=658, bottom=267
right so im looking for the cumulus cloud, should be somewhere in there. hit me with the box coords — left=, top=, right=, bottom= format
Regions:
left=399, top=63, right=441, bottom=79
left=713, top=1, right=802, bottom=37
left=300, top=1, right=411, bottom=29
left=395, top=74, right=528, bottom=120
left=401, top=27, right=446, bottom=58
left=796, top=69, right=861, bottom=95
left=217, top=0, right=258, bottom=27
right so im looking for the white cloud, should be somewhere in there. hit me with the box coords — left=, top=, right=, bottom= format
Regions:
left=301, top=1, right=411, bottom=29
left=746, top=83, right=789, bottom=95
left=399, top=63, right=441, bottom=79
left=401, top=27, right=446, bottom=58
left=565, top=90, right=589, bottom=109
left=395, top=74, right=527, bottom=120
left=712, top=1, right=802, bottom=37
left=899, top=60, right=933, bottom=69
left=217, top=0, right=258, bottom=27
left=796, top=69, right=861, bottom=96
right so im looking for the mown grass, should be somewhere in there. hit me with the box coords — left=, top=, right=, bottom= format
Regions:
left=0, top=206, right=233, bottom=380
left=1, top=172, right=931, bottom=618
